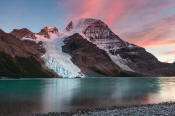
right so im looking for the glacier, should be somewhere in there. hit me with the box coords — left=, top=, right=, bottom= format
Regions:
left=22, top=27, right=84, bottom=78
left=42, top=33, right=84, bottom=78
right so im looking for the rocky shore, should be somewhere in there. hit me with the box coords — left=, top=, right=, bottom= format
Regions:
left=37, top=102, right=175, bottom=116
left=1, top=102, right=175, bottom=116
left=83, top=102, right=175, bottom=116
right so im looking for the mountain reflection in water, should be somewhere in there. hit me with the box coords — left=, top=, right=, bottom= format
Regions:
left=0, top=77, right=175, bottom=113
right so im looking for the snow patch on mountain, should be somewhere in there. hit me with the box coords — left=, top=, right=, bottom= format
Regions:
left=94, top=43, right=134, bottom=72
left=109, top=54, right=133, bottom=72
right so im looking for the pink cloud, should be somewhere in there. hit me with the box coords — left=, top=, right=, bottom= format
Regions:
left=164, top=50, right=175, bottom=55
left=121, top=14, right=175, bottom=48
left=58, top=0, right=175, bottom=48
left=164, top=58, right=175, bottom=63
left=58, top=0, right=147, bottom=25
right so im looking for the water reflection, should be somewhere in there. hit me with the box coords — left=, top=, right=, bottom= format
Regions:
left=0, top=77, right=175, bottom=113
left=0, top=79, right=44, bottom=113
left=67, top=78, right=160, bottom=109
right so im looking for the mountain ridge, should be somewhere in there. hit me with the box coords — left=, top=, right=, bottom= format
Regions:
left=0, top=18, right=175, bottom=78
left=0, top=29, right=58, bottom=78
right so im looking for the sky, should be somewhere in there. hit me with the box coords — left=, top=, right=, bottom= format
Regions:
left=0, top=0, right=175, bottom=63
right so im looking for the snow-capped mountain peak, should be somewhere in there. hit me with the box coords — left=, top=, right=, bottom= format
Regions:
left=66, top=18, right=134, bottom=72
left=66, top=18, right=126, bottom=45
left=66, top=18, right=103, bottom=33
left=42, top=26, right=59, bottom=33
left=38, top=26, right=59, bottom=39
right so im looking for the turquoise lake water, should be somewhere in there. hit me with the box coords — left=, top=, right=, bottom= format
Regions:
left=0, top=77, right=175, bottom=113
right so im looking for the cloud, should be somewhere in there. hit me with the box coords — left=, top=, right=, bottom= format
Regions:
left=58, top=0, right=175, bottom=47
left=164, top=58, right=175, bottom=63
left=121, top=14, right=175, bottom=48
left=164, top=50, right=175, bottom=55
left=58, top=0, right=175, bottom=24
left=58, top=0, right=147, bottom=24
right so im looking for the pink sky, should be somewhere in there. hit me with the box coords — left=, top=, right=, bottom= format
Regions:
left=59, top=0, right=175, bottom=63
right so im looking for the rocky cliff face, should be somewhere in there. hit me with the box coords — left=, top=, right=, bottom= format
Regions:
left=10, top=26, right=59, bottom=55
left=1, top=29, right=38, bottom=57
left=38, top=26, right=59, bottom=39
left=11, top=28, right=36, bottom=40
left=0, top=29, right=57, bottom=78
left=62, top=33, right=121, bottom=77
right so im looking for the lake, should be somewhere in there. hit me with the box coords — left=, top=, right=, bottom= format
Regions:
left=0, top=77, right=175, bottom=113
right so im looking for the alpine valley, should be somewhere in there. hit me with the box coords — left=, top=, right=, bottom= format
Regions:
left=1, top=18, right=175, bottom=78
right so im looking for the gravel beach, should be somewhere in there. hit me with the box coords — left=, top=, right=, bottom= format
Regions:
left=1, top=102, right=175, bottom=116
left=37, top=102, right=175, bottom=116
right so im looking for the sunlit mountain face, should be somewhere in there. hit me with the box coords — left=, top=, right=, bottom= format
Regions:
left=6, top=18, right=175, bottom=78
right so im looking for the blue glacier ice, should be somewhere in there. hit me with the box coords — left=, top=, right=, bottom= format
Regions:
left=42, top=34, right=84, bottom=78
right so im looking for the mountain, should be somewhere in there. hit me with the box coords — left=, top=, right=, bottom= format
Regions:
left=62, top=33, right=121, bottom=77
left=38, top=26, right=59, bottom=39
left=65, top=18, right=175, bottom=77
left=0, top=18, right=175, bottom=78
left=11, top=28, right=37, bottom=39
left=0, top=29, right=57, bottom=78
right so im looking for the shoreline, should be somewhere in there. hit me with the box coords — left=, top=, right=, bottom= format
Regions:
left=36, top=102, right=175, bottom=116
left=1, top=102, right=175, bottom=116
